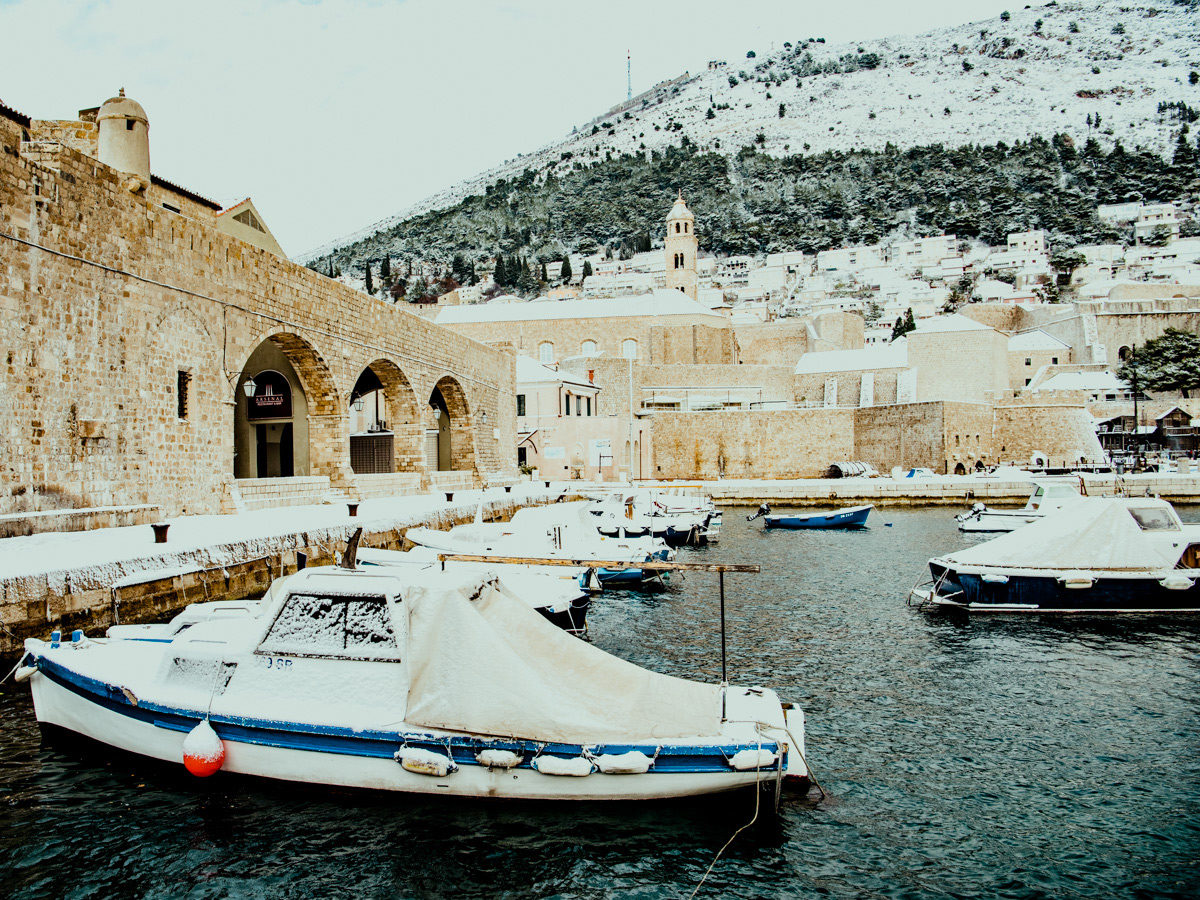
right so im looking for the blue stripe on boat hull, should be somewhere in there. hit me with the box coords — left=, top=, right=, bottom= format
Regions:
left=929, top=563, right=1200, bottom=612
left=32, top=656, right=780, bottom=775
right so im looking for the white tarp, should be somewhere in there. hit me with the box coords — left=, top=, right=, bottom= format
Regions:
left=946, top=499, right=1177, bottom=572
left=403, top=575, right=721, bottom=744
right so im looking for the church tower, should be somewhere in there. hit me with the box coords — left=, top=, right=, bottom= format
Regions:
left=664, top=191, right=698, bottom=300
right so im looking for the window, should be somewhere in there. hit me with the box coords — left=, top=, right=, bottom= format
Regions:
left=1024, top=378, right=1031, bottom=386
left=1128, top=507, right=1179, bottom=532
left=586, top=396, right=592, bottom=416
left=177, top=370, right=191, bottom=419
left=581, top=340, right=597, bottom=356
left=675, top=222, right=681, bottom=233
left=126, top=120, right=134, bottom=131
left=563, top=393, right=570, bottom=416
left=516, top=394, right=526, bottom=417
left=259, top=594, right=398, bottom=659
left=1025, top=357, right=1031, bottom=366
left=622, top=339, right=638, bottom=360
left=1051, top=357, right=1058, bottom=365
left=539, top=342, right=554, bottom=364
left=684, top=223, right=689, bottom=233
left=575, top=396, right=582, bottom=416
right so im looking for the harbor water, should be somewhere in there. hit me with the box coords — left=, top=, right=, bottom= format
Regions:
left=2, top=507, right=1199, bottom=898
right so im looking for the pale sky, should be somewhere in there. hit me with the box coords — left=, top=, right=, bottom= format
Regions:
left=1, top=0, right=1017, bottom=257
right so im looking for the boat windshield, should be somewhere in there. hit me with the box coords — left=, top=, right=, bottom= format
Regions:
left=1127, top=507, right=1180, bottom=532
left=259, top=593, right=399, bottom=659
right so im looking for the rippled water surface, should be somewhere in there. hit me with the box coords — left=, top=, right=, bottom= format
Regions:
left=3, top=506, right=1200, bottom=898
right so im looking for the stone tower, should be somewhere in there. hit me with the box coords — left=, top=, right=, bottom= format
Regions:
left=664, top=191, right=698, bottom=300
left=97, top=88, right=150, bottom=193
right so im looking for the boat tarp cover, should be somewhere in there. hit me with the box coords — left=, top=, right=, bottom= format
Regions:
left=946, top=499, right=1176, bottom=572
left=402, top=575, right=722, bottom=744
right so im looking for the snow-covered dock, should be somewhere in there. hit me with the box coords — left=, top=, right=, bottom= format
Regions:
left=0, top=486, right=562, bottom=656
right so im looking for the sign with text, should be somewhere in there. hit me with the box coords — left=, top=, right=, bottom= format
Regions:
left=248, top=370, right=293, bottom=420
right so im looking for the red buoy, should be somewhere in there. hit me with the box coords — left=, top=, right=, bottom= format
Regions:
left=182, top=719, right=225, bottom=777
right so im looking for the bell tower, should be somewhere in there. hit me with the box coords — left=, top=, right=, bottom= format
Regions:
left=97, top=88, right=151, bottom=193
left=664, top=191, right=698, bottom=300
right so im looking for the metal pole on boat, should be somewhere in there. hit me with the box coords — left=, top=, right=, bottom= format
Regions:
left=719, top=570, right=728, bottom=722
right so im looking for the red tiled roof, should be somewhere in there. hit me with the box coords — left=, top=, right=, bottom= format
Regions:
left=150, top=174, right=222, bottom=211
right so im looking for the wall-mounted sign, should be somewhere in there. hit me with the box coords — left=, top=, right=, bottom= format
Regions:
left=247, top=370, right=293, bottom=420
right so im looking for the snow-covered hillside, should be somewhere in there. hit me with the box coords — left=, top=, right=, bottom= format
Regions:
left=302, top=1, right=1199, bottom=261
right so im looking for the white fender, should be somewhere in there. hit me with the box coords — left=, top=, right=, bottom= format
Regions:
left=1159, top=574, right=1195, bottom=591
left=395, top=747, right=458, bottom=777
left=532, top=755, right=595, bottom=777
left=14, top=665, right=37, bottom=683
left=728, top=748, right=778, bottom=771
left=594, top=750, right=653, bottom=774
left=476, top=749, right=521, bottom=769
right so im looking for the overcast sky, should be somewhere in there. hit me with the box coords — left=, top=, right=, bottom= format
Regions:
left=1, top=0, right=1016, bottom=257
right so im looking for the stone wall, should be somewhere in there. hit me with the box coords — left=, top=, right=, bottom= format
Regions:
left=853, top=402, right=950, bottom=472
left=993, top=401, right=1105, bottom=466
left=649, top=409, right=855, bottom=479
left=0, top=127, right=517, bottom=516
left=907, top=327, right=1011, bottom=402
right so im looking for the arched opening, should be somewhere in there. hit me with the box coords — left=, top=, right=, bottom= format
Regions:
left=622, top=339, right=638, bottom=360
left=954, top=462, right=967, bottom=475
left=349, top=360, right=420, bottom=474
left=234, top=334, right=339, bottom=480
left=581, top=339, right=598, bottom=357
left=1118, top=345, right=1132, bottom=361
left=427, top=376, right=476, bottom=472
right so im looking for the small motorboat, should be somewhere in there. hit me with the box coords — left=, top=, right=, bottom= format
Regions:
left=911, top=497, right=1200, bottom=613
left=356, top=546, right=592, bottom=635
left=955, top=480, right=1084, bottom=533
left=763, top=505, right=873, bottom=530
left=589, top=490, right=720, bottom=547
left=17, top=561, right=807, bottom=801
left=407, top=502, right=672, bottom=587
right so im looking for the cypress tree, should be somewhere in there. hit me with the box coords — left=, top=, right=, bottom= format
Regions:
left=380, top=256, right=391, bottom=282
left=582, top=260, right=593, bottom=278
left=494, top=255, right=507, bottom=286
left=560, top=254, right=572, bottom=282
left=364, top=262, right=373, bottom=294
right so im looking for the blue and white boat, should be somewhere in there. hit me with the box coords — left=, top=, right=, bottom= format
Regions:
left=16, top=565, right=807, bottom=801
left=764, top=505, right=873, bottom=530
left=911, top=498, right=1200, bottom=613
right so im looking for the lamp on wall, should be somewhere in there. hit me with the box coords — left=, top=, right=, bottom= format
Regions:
left=242, top=377, right=257, bottom=398
left=431, top=405, right=442, bottom=420
left=352, top=394, right=365, bottom=412
left=480, top=411, right=489, bottom=425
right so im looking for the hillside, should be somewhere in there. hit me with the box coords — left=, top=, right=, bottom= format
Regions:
left=306, top=0, right=1200, bottom=272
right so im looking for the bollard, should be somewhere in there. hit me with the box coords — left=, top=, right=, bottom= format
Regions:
left=504, top=485, right=512, bottom=493
left=151, top=523, right=170, bottom=544
left=347, top=502, right=359, bottom=517
left=445, top=492, right=455, bottom=502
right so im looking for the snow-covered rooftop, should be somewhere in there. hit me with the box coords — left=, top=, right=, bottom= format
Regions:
left=1035, top=371, right=1126, bottom=393
left=794, top=340, right=908, bottom=375
left=912, top=313, right=992, bottom=335
left=515, top=356, right=594, bottom=389
left=1008, top=330, right=1070, bottom=352
left=435, top=290, right=726, bottom=325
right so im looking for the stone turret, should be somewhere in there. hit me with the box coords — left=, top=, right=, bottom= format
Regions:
left=97, top=88, right=150, bottom=193
left=664, top=191, right=698, bottom=300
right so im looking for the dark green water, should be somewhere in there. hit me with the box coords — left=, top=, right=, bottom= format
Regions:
left=2, top=507, right=1199, bottom=898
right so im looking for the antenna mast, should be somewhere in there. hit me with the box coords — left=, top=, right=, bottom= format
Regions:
left=627, top=50, right=632, bottom=101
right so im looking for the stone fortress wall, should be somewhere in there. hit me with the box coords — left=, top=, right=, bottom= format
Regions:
left=0, top=102, right=517, bottom=517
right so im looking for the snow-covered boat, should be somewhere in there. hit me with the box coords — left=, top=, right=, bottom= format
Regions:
left=407, top=502, right=672, bottom=586
left=911, top=498, right=1200, bottom=613
left=955, top=481, right=1084, bottom=533
left=589, top=491, right=719, bottom=546
left=18, top=565, right=807, bottom=801
left=763, top=505, right=873, bottom=530
left=356, top=546, right=592, bottom=635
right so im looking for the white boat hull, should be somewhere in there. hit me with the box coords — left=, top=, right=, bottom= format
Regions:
left=29, top=669, right=802, bottom=801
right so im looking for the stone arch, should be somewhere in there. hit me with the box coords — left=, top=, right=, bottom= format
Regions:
left=349, top=359, right=422, bottom=473
left=954, top=462, right=967, bottom=475
left=1118, top=345, right=1132, bottom=361
left=429, top=375, right=476, bottom=472
left=234, top=332, right=342, bottom=483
